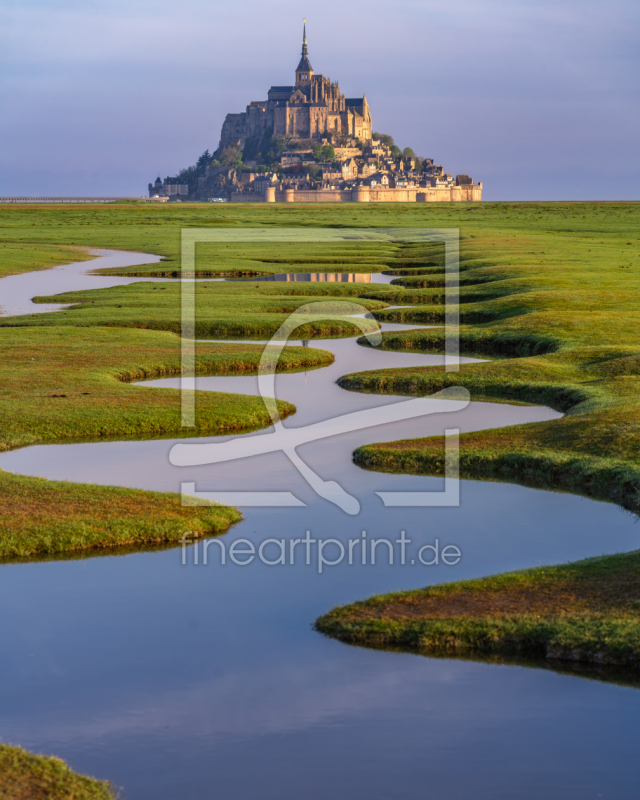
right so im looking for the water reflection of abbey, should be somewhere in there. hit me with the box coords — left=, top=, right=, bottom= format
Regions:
left=258, top=272, right=372, bottom=283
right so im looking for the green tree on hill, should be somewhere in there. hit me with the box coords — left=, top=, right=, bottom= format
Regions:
left=196, top=150, right=213, bottom=170
left=321, top=144, right=335, bottom=161
left=373, top=132, right=394, bottom=148
left=269, top=137, right=288, bottom=154
left=219, top=146, right=243, bottom=168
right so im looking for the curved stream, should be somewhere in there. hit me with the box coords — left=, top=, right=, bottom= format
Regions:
left=0, top=250, right=639, bottom=800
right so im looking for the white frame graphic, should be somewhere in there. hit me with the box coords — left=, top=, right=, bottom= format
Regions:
left=173, top=228, right=464, bottom=513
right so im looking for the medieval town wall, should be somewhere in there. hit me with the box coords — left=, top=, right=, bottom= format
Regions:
left=230, top=184, right=483, bottom=203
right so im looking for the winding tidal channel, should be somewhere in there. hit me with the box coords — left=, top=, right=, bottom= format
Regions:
left=1, top=250, right=640, bottom=799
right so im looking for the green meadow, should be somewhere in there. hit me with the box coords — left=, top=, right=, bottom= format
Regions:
left=0, top=281, right=387, bottom=339
left=97, top=239, right=397, bottom=277
left=1, top=200, right=640, bottom=663
left=0, top=242, right=93, bottom=278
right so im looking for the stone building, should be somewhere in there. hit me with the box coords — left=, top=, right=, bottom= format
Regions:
left=147, top=177, right=189, bottom=199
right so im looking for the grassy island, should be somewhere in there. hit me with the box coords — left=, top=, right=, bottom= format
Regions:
left=316, top=550, right=640, bottom=668
left=0, top=744, right=116, bottom=800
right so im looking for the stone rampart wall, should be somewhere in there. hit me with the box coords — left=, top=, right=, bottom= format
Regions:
left=230, top=184, right=482, bottom=203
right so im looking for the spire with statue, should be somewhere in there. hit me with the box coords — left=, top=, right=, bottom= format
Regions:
left=296, top=20, right=314, bottom=84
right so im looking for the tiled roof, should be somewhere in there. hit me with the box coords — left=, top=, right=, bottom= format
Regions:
left=296, top=55, right=313, bottom=72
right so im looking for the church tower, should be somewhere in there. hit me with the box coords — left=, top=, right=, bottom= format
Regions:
left=295, top=21, right=314, bottom=85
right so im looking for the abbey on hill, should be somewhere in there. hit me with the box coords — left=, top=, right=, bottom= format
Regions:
left=219, top=23, right=372, bottom=150
left=148, top=26, right=482, bottom=203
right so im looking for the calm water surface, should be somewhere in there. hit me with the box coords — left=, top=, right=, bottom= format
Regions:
left=0, top=250, right=639, bottom=799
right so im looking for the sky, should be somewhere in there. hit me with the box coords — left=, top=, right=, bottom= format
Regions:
left=1, top=0, right=639, bottom=200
